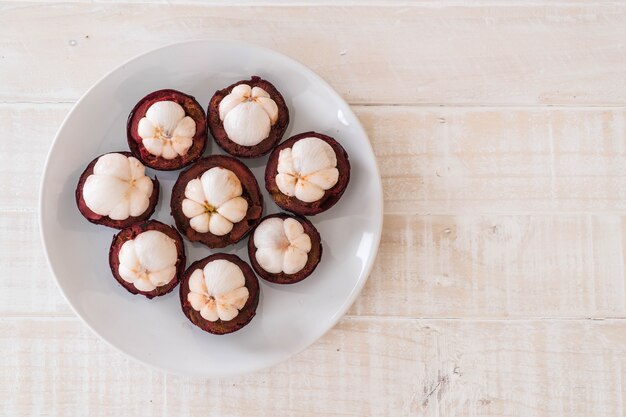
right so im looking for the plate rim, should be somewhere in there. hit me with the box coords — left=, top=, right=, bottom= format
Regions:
left=39, top=39, right=384, bottom=377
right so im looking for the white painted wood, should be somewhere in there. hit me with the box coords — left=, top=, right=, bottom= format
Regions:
left=1, top=3, right=626, bottom=104
left=0, top=212, right=72, bottom=316
left=2, top=1, right=626, bottom=415
left=360, top=107, right=626, bottom=214
left=1, top=317, right=626, bottom=417
left=3, top=104, right=626, bottom=318
left=0, top=104, right=68, bottom=211
left=5, top=209, right=626, bottom=319
left=0, top=318, right=166, bottom=417
left=352, top=213, right=626, bottom=318
left=4, top=105, right=626, bottom=214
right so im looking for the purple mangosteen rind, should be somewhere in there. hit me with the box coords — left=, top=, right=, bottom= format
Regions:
left=75, top=151, right=160, bottom=229
left=127, top=89, right=208, bottom=171
left=265, top=131, right=350, bottom=216
left=207, top=76, right=289, bottom=158
left=170, top=155, right=264, bottom=249
left=109, top=220, right=186, bottom=299
left=180, top=253, right=260, bottom=335
left=247, top=212, right=323, bottom=284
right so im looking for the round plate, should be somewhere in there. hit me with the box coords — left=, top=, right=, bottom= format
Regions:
left=40, top=40, right=383, bottom=377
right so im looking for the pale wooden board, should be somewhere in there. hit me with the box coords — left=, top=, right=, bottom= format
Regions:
left=1, top=2, right=626, bottom=104
left=366, top=107, right=626, bottom=214
left=4, top=104, right=626, bottom=318
left=4, top=104, right=626, bottom=214
left=1, top=317, right=625, bottom=417
left=0, top=104, right=67, bottom=212
left=3, top=1, right=626, bottom=415
left=6, top=209, right=626, bottom=319
left=0, top=212, right=70, bottom=316
left=7, top=0, right=599, bottom=4
left=0, top=318, right=166, bottom=417
left=355, top=213, right=626, bottom=318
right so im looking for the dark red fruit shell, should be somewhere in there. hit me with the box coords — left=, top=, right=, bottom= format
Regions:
left=247, top=213, right=322, bottom=284
left=265, top=132, right=350, bottom=216
left=109, top=220, right=186, bottom=299
left=75, top=151, right=160, bottom=229
left=127, top=89, right=208, bottom=171
left=180, top=253, right=260, bottom=335
left=207, top=76, right=289, bottom=158
left=170, top=155, right=264, bottom=248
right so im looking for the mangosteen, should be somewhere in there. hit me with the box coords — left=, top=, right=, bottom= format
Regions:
left=76, top=152, right=159, bottom=229
left=180, top=253, right=259, bottom=335
left=207, top=76, right=289, bottom=158
left=109, top=220, right=186, bottom=299
left=170, top=155, right=263, bottom=248
left=248, top=213, right=322, bottom=284
left=127, top=89, right=207, bottom=170
left=265, top=131, right=350, bottom=216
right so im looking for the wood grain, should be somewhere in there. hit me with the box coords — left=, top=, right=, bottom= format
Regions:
left=3, top=104, right=626, bottom=318
left=362, top=107, right=626, bottom=214
left=2, top=317, right=625, bottom=417
left=5, top=209, right=626, bottom=319
left=0, top=318, right=166, bottom=417
left=2, top=2, right=626, bottom=415
left=4, top=104, right=626, bottom=214
left=0, top=104, right=67, bottom=211
left=166, top=317, right=626, bottom=416
left=1, top=3, right=626, bottom=104
left=0, top=212, right=71, bottom=316
left=352, top=213, right=626, bottom=318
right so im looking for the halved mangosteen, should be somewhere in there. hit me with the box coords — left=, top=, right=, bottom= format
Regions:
left=248, top=213, right=322, bottom=284
left=127, top=89, right=207, bottom=170
left=109, top=220, right=186, bottom=299
left=265, top=131, right=350, bottom=216
left=170, top=155, right=263, bottom=248
left=207, top=76, right=289, bottom=158
left=180, top=253, right=260, bottom=335
left=76, top=151, right=159, bottom=229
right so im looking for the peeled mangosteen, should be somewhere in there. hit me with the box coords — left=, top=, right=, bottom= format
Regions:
left=248, top=213, right=322, bottom=284
left=180, top=253, right=260, bottom=335
left=109, top=220, right=186, bottom=299
left=127, top=89, right=207, bottom=171
left=265, top=131, right=350, bottom=216
left=76, top=151, right=160, bottom=229
left=170, top=155, right=263, bottom=248
left=208, top=76, right=289, bottom=158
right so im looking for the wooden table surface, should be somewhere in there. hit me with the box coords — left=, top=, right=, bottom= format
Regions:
left=3, top=1, right=626, bottom=416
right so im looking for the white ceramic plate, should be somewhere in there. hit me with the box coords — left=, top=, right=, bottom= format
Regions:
left=40, top=40, right=382, bottom=377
